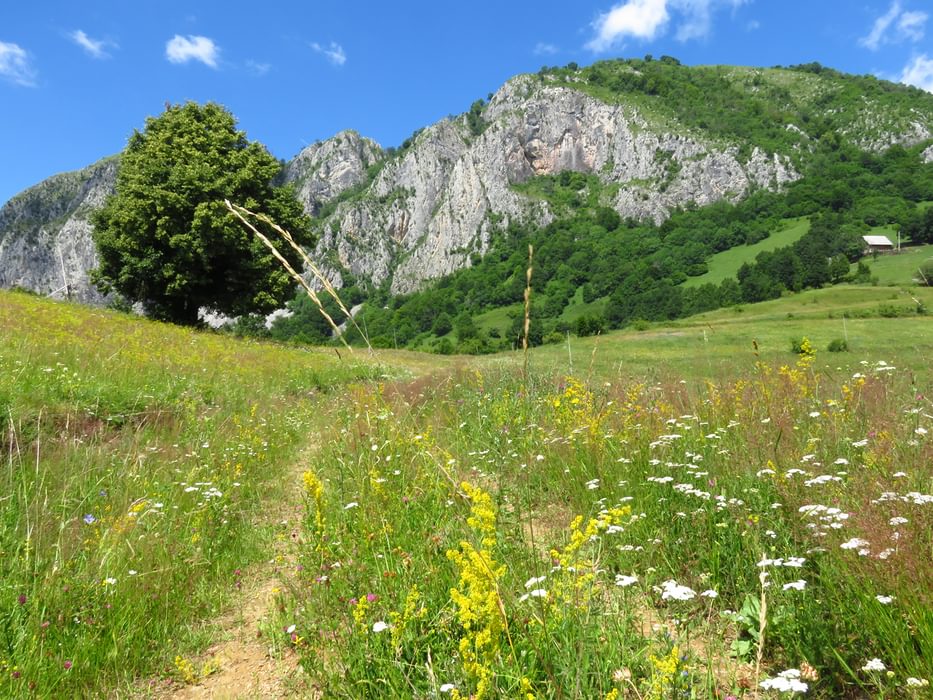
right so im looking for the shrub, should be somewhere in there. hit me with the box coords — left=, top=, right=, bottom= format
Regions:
left=826, top=338, right=849, bottom=352
left=790, top=336, right=815, bottom=355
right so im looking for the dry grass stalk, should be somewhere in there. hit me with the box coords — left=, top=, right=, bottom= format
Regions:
left=236, top=204, right=373, bottom=353
left=522, top=244, right=534, bottom=386
left=224, top=200, right=355, bottom=354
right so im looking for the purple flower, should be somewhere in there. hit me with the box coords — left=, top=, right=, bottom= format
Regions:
left=366, top=593, right=378, bottom=603
left=83, top=514, right=96, bottom=525
left=17, top=594, right=27, bottom=606
left=63, top=660, right=72, bottom=671
left=11, top=670, right=21, bottom=679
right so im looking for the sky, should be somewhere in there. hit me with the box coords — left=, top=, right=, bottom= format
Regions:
left=1, top=0, right=932, bottom=205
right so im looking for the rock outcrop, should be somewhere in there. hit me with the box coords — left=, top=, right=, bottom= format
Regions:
left=0, top=157, right=117, bottom=302
left=309, top=75, right=799, bottom=293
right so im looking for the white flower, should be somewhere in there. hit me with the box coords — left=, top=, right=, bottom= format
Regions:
left=128, top=570, right=138, bottom=576
left=875, top=595, right=894, bottom=604
left=615, top=574, right=639, bottom=588
left=861, top=658, right=885, bottom=672
left=700, top=589, right=718, bottom=598
left=916, top=427, right=928, bottom=435
left=440, top=684, right=456, bottom=693
left=525, top=575, right=547, bottom=589
left=760, top=668, right=808, bottom=693
left=372, top=621, right=389, bottom=633
left=809, top=411, right=821, bottom=418
left=840, top=538, right=870, bottom=550
left=660, top=579, right=696, bottom=601
left=286, top=624, right=296, bottom=634
left=783, top=580, right=807, bottom=591
left=888, top=516, right=908, bottom=526
left=344, top=502, right=359, bottom=510
left=906, top=677, right=929, bottom=687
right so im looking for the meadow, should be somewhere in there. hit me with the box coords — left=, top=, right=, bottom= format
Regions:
left=1, top=285, right=931, bottom=698
left=0, top=291, right=386, bottom=696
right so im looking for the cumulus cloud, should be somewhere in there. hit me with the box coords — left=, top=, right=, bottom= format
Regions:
left=587, top=0, right=670, bottom=51
left=0, top=41, right=36, bottom=86
left=311, top=41, right=346, bottom=66
left=586, top=0, right=747, bottom=51
left=859, top=1, right=927, bottom=50
left=165, top=34, right=219, bottom=68
left=534, top=42, right=560, bottom=55
left=900, top=53, right=933, bottom=92
left=69, top=30, right=113, bottom=59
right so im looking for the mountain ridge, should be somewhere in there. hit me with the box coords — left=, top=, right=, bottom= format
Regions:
left=2, top=58, right=932, bottom=302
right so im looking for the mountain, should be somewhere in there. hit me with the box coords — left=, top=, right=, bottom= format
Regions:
left=2, top=58, right=932, bottom=302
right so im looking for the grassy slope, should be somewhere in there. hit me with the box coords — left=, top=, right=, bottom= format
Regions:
left=683, top=217, right=811, bottom=288
left=518, top=283, right=933, bottom=383
left=858, top=244, right=933, bottom=285
left=0, top=291, right=390, bottom=697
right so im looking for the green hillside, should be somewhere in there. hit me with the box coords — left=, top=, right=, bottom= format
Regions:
left=683, top=217, right=811, bottom=287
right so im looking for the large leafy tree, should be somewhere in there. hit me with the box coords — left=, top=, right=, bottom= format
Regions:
left=92, top=102, right=311, bottom=325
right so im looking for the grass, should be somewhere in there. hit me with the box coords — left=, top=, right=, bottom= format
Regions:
left=4, top=285, right=933, bottom=698
left=280, top=348, right=933, bottom=698
left=858, top=244, right=933, bottom=285
left=683, top=217, right=811, bottom=288
left=0, top=290, right=385, bottom=697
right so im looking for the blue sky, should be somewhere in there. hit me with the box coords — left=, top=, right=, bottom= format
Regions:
left=1, top=0, right=931, bottom=205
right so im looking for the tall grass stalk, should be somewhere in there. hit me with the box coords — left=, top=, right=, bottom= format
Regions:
left=225, top=200, right=373, bottom=353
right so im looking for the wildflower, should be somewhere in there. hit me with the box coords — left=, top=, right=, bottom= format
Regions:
left=660, top=580, right=696, bottom=601
left=17, top=594, right=26, bottom=606
left=906, top=677, right=929, bottom=687
left=372, top=621, right=389, bottom=633
left=524, top=575, right=546, bottom=588
left=519, top=589, right=548, bottom=602
left=889, top=516, right=908, bottom=526
left=83, top=514, right=96, bottom=525
left=440, top=684, right=456, bottom=693
left=783, top=580, right=807, bottom=591
left=344, top=502, right=359, bottom=510
left=759, top=668, right=808, bottom=693
left=63, top=660, right=73, bottom=671
left=286, top=625, right=296, bottom=634
left=615, top=574, right=638, bottom=587
left=875, top=595, right=894, bottom=604
left=862, top=658, right=886, bottom=672
left=701, top=589, right=718, bottom=598
left=840, top=538, right=870, bottom=550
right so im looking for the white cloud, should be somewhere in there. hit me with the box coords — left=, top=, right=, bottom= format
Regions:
left=246, top=59, right=271, bottom=76
left=586, top=0, right=747, bottom=51
left=900, top=53, right=933, bottom=92
left=746, top=19, right=761, bottom=31
left=587, top=0, right=670, bottom=51
left=860, top=1, right=927, bottom=50
left=69, top=30, right=113, bottom=59
left=166, top=34, right=219, bottom=68
left=311, top=41, right=346, bottom=66
left=0, top=41, right=36, bottom=86
left=898, top=10, right=928, bottom=41
left=534, top=42, right=560, bottom=55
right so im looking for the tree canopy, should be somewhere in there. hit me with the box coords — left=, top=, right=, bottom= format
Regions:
left=92, top=102, right=311, bottom=325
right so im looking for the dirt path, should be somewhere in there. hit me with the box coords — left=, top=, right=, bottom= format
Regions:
left=142, top=447, right=316, bottom=699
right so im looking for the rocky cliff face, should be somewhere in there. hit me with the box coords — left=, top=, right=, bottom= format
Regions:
left=310, top=75, right=799, bottom=293
left=0, top=158, right=117, bottom=302
left=282, top=130, right=383, bottom=215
